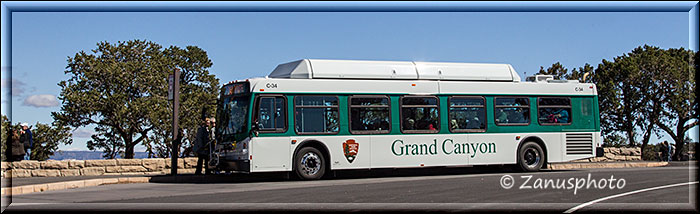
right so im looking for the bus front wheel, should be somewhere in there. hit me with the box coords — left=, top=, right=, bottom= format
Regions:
left=517, top=142, right=545, bottom=172
left=294, top=147, right=326, bottom=180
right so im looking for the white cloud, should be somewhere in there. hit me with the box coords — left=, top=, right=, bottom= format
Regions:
left=72, top=128, right=95, bottom=138
left=23, top=94, right=59, bottom=107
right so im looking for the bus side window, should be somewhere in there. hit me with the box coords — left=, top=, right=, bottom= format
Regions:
left=537, top=97, right=571, bottom=125
left=257, top=96, right=287, bottom=132
left=349, top=96, right=391, bottom=134
left=400, top=96, right=440, bottom=133
left=294, top=96, right=340, bottom=134
left=581, top=98, right=592, bottom=116
left=494, top=97, right=530, bottom=125
left=448, top=96, right=486, bottom=132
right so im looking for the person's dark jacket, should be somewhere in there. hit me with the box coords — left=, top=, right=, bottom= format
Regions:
left=25, top=129, right=33, bottom=150
left=194, top=126, right=210, bottom=156
left=21, top=129, right=32, bottom=151
left=11, top=132, right=26, bottom=157
left=660, top=145, right=668, bottom=155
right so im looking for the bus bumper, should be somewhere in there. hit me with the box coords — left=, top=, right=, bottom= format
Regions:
left=596, top=147, right=604, bottom=157
left=218, top=160, right=250, bottom=172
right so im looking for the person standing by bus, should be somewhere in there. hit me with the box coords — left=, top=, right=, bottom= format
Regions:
left=20, top=123, right=33, bottom=160
left=208, top=117, right=217, bottom=171
left=668, top=142, right=674, bottom=162
left=209, top=118, right=216, bottom=147
left=660, top=141, right=669, bottom=161
left=194, top=118, right=211, bottom=175
left=10, top=129, right=25, bottom=161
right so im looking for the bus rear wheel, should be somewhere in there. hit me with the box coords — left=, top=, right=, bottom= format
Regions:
left=294, top=147, right=326, bottom=180
left=518, top=142, right=545, bottom=172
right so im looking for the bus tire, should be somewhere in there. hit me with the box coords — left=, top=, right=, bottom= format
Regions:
left=294, top=147, right=326, bottom=180
left=518, top=142, right=544, bottom=172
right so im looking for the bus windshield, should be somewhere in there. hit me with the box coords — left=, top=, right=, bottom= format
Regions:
left=217, top=95, right=250, bottom=143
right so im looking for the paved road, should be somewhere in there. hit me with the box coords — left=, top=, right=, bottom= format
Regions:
left=4, top=166, right=697, bottom=212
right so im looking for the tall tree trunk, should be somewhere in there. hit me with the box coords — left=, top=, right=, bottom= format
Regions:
left=657, top=117, right=698, bottom=161
left=641, top=99, right=662, bottom=160
left=672, top=118, right=688, bottom=161
left=626, top=129, right=637, bottom=147
left=640, top=124, right=654, bottom=160
left=123, top=134, right=134, bottom=159
left=124, top=144, right=134, bottom=159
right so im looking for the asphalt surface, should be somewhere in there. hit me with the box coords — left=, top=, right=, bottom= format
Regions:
left=4, top=161, right=686, bottom=187
left=3, top=165, right=698, bottom=212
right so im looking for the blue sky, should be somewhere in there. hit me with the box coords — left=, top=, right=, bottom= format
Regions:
left=2, top=11, right=697, bottom=152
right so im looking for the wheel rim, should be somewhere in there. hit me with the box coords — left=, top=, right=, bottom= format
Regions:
left=300, top=152, right=321, bottom=176
left=524, top=147, right=540, bottom=167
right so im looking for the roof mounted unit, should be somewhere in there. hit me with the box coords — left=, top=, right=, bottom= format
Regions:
left=526, top=75, right=554, bottom=82
left=525, top=74, right=580, bottom=83
left=268, top=59, right=521, bottom=82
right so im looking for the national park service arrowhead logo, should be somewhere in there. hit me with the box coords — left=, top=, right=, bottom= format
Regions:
left=343, top=139, right=359, bottom=163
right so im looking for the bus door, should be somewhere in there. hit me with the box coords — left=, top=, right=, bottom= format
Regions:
left=251, top=95, right=291, bottom=171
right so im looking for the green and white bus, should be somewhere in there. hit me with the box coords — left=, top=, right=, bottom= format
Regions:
left=214, top=59, right=602, bottom=180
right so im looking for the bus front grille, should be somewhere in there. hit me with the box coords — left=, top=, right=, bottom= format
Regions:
left=566, top=133, right=593, bottom=155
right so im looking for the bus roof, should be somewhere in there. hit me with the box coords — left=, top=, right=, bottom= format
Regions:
left=225, top=59, right=597, bottom=96
left=268, top=59, right=522, bottom=82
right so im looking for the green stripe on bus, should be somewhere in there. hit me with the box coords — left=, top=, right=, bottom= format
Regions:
left=253, top=93, right=599, bottom=138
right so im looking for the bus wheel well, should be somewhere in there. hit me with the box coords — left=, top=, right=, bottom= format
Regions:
left=294, top=140, right=332, bottom=173
left=518, top=136, right=548, bottom=169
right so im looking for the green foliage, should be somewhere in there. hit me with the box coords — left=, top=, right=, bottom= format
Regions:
left=2, top=114, right=72, bottom=161
left=652, top=48, right=697, bottom=160
left=569, top=63, right=594, bottom=83
left=146, top=45, right=220, bottom=158
left=30, top=122, right=73, bottom=161
left=87, top=126, right=125, bottom=159
left=1, top=115, right=9, bottom=161
left=537, top=62, right=568, bottom=80
left=539, top=45, right=697, bottom=160
left=53, top=40, right=166, bottom=159
left=602, top=133, right=628, bottom=148
left=52, top=39, right=219, bottom=159
left=642, top=143, right=665, bottom=161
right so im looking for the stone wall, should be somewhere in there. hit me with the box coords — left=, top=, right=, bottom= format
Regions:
left=1, top=158, right=200, bottom=178
left=573, top=147, right=642, bottom=162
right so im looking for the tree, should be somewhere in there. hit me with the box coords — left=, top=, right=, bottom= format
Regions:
left=53, top=40, right=168, bottom=159
left=568, top=63, right=594, bottom=82
left=655, top=48, right=697, bottom=160
left=537, top=62, right=594, bottom=82
left=593, top=53, right=648, bottom=148
left=542, top=46, right=697, bottom=160
left=625, top=45, right=675, bottom=158
left=2, top=114, right=72, bottom=161
left=537, top=46, right=693, bottom=160
left=537, top=61, right=640, bottom=149
left=30, top=122, right=73, bottom=161
left=145, top=46, right=219, bottom=158
left=53, top=40, right=218, bottom=159
left=86, top=125, right=125, bottom=159
left=602, top=133, right=627, bottom=147
left=537, top=62, right=569, bottom=79
left=1, top=114, right=9, bottom=161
